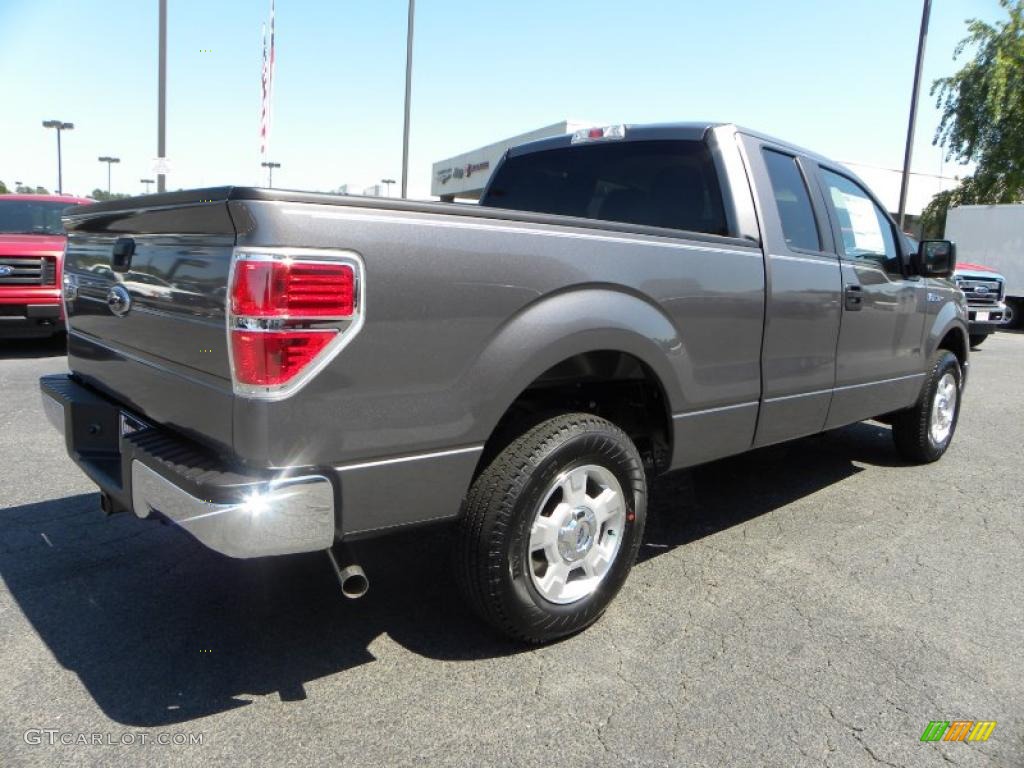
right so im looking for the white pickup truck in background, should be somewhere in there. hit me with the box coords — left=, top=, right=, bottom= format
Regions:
left=946, top=204, right=1024, bottom=340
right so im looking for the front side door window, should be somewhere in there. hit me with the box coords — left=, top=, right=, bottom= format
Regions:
left=820, top=169, right=898, bottom=273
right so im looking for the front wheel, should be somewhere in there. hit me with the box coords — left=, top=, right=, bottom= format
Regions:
left=969, top=333, right=988, bottom=348
left=892, top=350, right=962, bottom=463
left=455, top=413, right=647, bottom=643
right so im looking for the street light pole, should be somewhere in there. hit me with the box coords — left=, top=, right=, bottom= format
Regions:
left=381, top=178, right=396, bottom=197
left=400, top=0, right=415, bottom=199
left=98, top=156, right=121, bottom=194
left=140, top=178, right=155, bottom=194
left=157, top=0, right=168, bottom=193
left=42, top=120, right=74, bottom=194
left=898, top=0, right=932, bottom=232
left=261, top=161, right=280, bottom=188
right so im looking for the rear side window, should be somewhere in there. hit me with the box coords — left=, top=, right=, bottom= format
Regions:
left=762, top=149, right=820, bottom=252
left=482, top=140, right=728, bottom=236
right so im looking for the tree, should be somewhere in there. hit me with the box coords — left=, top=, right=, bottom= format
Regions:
left=922, top=0, right=1024, bottom=237
left=90, top=188, right=130, bottom=202
left=0, top=180, right=8, bottom=194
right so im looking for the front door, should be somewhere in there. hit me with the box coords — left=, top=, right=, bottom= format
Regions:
left=814, top=166, right=926, bottom=428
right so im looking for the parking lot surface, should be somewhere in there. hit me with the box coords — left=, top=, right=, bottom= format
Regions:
left=1, top=334, right=1021, bottom=767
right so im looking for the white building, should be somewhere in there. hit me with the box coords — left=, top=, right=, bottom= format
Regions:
left=431, top=120, right=591, bottom=201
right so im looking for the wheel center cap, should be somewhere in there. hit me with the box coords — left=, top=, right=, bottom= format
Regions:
left=557, top=507, right=596, bottom=562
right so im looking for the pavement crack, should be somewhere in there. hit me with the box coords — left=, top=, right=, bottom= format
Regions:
left=852, top=731, right=902, bottom=768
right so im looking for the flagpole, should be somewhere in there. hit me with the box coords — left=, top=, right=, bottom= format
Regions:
left=260, top=20, right=266, bottom=165
left=259, top=1, right=275, bottom=178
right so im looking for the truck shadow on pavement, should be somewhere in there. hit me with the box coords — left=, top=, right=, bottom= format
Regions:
left=0, top=421, right=902, bottom=727
left=0, top=335, right=67, bottom=359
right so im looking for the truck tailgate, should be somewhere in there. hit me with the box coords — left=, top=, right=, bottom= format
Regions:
left=62, top=191, right=237, bottom=453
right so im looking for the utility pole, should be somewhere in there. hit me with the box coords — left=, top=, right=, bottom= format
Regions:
left=42, top=120, right=74, bottom=194
left=98, top=156, right=121, bottom=194
left=157, top=0, right=168, bottom=193
left=140, top=178, right=155, bottom=194
left=381, top=178, right=396, bottom=197
left=261, top=161, right=280, bottom=188
left=400, top=0, right=415, bottom=199
left=898, top=0, right=932, bottom=232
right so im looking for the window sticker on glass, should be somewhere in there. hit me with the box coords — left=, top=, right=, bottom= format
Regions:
left=830, top=187, right=884, bottom=254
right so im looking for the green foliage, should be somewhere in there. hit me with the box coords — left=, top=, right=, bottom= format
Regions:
left=920, top=178, right=986, bottom=238
left=924, top=0, right=1024, bottom=234
left=90, top=188, right=131, bottom=202
left=0, top=180, right=8, bottom=194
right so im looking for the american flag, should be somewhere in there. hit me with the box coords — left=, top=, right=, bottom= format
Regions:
left=259, top=0, right=275, bottom=156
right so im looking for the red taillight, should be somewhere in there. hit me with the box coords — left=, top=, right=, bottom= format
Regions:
left=228, top=251, right=362, bottom=396
left=231, top=260, right=355, bottom=318
left=230, top=330, right=337, bottom=386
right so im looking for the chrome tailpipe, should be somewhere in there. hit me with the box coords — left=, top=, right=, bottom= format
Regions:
left=326, top=545, right=369, bottom=599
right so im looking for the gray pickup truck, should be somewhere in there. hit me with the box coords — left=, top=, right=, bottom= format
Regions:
left=41, top=122, right=968, bottom=643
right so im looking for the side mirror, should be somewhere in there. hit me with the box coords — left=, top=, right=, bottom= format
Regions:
left=914, top=240, right=956, bottom=278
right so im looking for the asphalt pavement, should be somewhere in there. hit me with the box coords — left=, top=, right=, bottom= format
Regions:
left=1, top=333, right=1021, bottom=767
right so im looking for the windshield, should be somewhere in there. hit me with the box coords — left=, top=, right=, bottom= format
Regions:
left=0, top=200, right=75, bottom=235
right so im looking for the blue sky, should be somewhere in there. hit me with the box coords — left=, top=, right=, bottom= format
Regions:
left=0, top=0, right=1005, bottom=199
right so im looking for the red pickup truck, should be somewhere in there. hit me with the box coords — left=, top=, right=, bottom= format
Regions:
left=0, top=194, right=91, bottom=338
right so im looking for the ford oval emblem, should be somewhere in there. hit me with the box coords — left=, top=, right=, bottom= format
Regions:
left=975, top=285, right=989, bottom=295
left=0, top=265, right=13, bottom=277
left=106, top=284, right=132, bottom=317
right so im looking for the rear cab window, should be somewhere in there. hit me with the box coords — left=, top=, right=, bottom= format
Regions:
left=482, top=140, right=728, bottom=237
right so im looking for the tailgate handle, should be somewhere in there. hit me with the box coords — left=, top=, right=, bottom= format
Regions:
left=111, top=237, right=135, bottom=273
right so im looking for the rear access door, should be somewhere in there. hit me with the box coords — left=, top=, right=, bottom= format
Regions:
left=62, top=192, right=238, bottom=452
left=737, top=133, right=843, bottom=447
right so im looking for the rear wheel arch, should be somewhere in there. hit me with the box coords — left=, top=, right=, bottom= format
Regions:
left=474, top=348, right=675, bottom=481
left=461, top=288, right=685, bottom=471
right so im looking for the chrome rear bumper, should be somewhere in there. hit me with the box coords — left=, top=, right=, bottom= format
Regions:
left=40, top=373, right=336, bottom=559
left=131, top=462, right=335, bottom=558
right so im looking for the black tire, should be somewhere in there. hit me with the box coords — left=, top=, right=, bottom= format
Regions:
left=892, top=350, right=962, bottom=463
left=456, top=413, right=647, bottom=643
left=969, top=333, right=988, bottom=348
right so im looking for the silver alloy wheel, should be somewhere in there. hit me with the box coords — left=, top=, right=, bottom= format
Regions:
left=527, top=464, right=627, bottom=605
left=929, top=372, right=958, bottom=446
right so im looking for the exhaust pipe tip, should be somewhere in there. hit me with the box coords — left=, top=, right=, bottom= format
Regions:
left=338, top=565, right=369, bottom=599
left=326, top=546, right=369, bottom=599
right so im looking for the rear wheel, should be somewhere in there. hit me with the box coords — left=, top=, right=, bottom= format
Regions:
left=969, top=333, right=988, bottom=348
left=456, top=413, right=646, bottom=643
left=892, top=350, right=962, bottom=463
